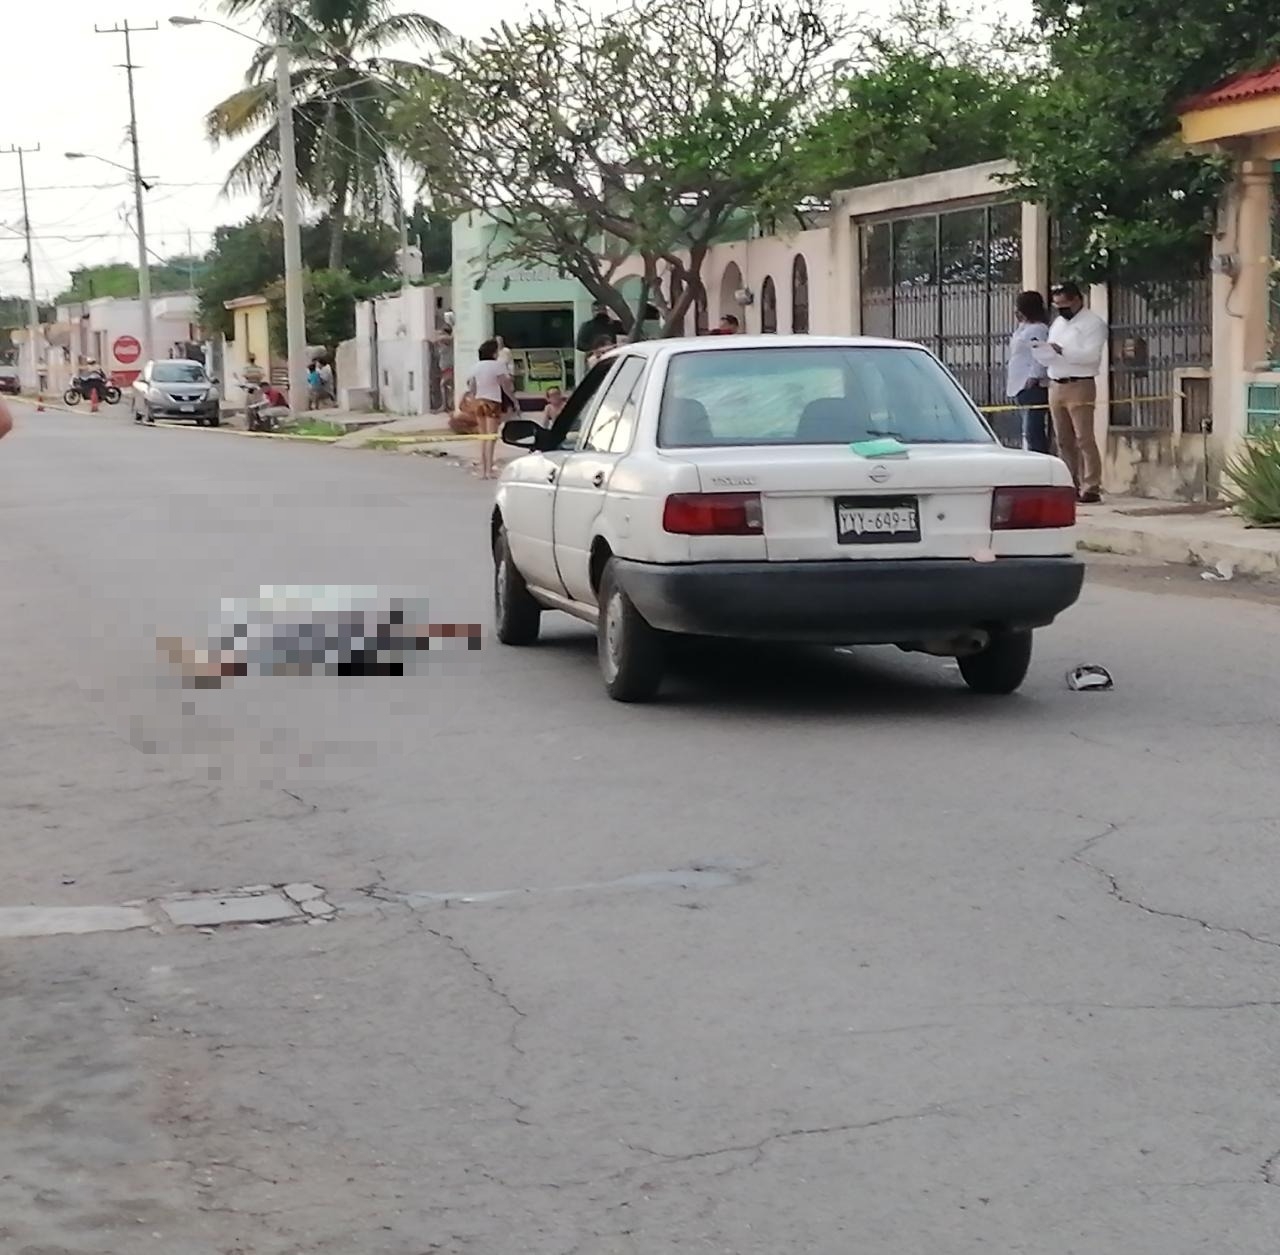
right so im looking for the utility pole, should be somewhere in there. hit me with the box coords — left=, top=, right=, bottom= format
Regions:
left=0, top=144, right=43, bottom=391
left=95, top=20, right=157, bottom=366
left=275, top=0, right=308, bottom=411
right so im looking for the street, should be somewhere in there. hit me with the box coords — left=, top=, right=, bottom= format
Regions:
left=3, top=402, right=1280, bottom=1254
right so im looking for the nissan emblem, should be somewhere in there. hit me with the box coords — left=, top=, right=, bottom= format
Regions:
left=869, top=464, right=891, bottom=483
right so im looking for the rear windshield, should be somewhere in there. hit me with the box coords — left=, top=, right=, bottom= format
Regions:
left=658, top=346, right=994, bottom=448
left=152, top=362, right=208, bottom=383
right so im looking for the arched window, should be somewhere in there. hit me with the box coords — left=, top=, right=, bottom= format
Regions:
left=791, top=255, right=810, bottom=333
left=760, top=275, right=778, bottom=333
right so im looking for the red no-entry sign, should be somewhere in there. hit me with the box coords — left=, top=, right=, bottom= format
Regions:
left=113, top=335, right=142, bottom=364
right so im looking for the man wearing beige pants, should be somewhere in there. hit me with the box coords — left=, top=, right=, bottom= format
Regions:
left=1045, top=282, right=1108, bottom=503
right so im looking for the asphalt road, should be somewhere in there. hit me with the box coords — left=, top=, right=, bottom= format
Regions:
left=3, top=402, right=1280, bottom=1255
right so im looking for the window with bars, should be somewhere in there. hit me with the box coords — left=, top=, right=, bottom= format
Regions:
left=856, top=201, right=1023, bottom=444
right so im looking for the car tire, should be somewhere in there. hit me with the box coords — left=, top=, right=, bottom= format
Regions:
left=597, top=558, right=665, bottom=702
left=208, top=414, right=221, bottom=428
left=957, top=629, right=1033, bottom=695
left=493, top=527, right=541, bottom=645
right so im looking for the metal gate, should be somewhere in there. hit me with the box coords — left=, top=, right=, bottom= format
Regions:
left=1051, top=218, right=1213, bottom=432
left=1107, top=270, right=1212, bottom=432
left=860, top=201, right=1023, bottom=446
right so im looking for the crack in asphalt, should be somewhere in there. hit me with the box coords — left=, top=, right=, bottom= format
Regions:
left=418, top=920, right=529, bottom=1045
left=622, top=1104, right=949, bottom=1170
left=1071, top=824, right=1280, bottom=953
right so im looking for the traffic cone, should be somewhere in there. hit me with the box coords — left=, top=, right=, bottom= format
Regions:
left=35, top=393, right=43, bottom=412
left=89, top=387, right=99, bottom=414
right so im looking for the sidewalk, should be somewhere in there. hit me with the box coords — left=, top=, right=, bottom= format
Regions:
left=334, top=414, right=517, bottom=471
left=1077, top=497, right=1280, bottom=578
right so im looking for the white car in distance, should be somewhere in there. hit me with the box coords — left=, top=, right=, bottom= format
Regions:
left=491, top=336, right=1084, bottom=702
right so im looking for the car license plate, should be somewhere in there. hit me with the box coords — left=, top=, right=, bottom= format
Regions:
left=835, top=496, right=920, bottom=544
left=180, top=405, right=194, bottom=413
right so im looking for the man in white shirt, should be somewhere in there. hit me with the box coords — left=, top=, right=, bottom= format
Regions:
left=1045, top=282, right=1107, bottom=503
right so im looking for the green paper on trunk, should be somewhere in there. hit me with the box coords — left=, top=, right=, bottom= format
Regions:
left=849, top=437, right=910, bottom=458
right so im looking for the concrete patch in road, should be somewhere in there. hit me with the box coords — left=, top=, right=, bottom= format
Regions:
left=364, top=860, right=753, bottom=910
left=0, top=904, right=152, bottom=939
left=158, top=890, right=301, bottom=927
left=0, top=885, right=340, bottom=940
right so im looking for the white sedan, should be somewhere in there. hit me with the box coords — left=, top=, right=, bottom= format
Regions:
left=491, top=335, right=1084, bottom=702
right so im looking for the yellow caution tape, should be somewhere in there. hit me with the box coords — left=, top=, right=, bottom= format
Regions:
left=978, top=392, right=1185, bottom=415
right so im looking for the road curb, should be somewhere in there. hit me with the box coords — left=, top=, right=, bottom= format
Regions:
left=1077, top=514, right=1280, bottom=578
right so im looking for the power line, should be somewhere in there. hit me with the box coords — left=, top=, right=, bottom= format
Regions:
left=0, top=181, right=226, bottom=194
left=3, top=229, right=218, bottom=242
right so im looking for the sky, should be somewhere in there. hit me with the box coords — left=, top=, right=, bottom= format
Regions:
left=1, top=0, right=1030, bottom=303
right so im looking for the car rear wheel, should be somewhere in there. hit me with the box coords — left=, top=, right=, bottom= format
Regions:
left=493, top=527, right=541, bottom=645
left=208, top=414, right=221, bottom=428
left=958, top=629, right=1033, bottom=695
left=598, top=559, right=665, bottom=703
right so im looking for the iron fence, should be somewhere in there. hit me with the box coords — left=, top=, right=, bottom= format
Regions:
left=1107, top=271, right=1212, bottom=431
left=860, top=201, right=1023, bottom=446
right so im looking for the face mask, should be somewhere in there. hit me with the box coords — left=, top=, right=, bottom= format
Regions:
left=1055, top=306, right=1077, bottom=321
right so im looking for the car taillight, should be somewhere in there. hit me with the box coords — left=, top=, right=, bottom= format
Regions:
left=663, top=492, right=763, bottom=535
left=992, top=486, right=1077, bottom=530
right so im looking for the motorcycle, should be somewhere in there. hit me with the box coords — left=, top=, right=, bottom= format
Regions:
left=243, top=382, right=285, bottom=432
left=64, top=375, right=122, bottom=407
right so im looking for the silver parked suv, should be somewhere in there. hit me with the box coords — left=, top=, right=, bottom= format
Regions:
left=132, top=360, right=221, bottom=426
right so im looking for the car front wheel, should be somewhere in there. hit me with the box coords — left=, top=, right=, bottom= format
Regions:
left=493, top=527, right=541, bottom=645
left=598, top=559, right=665, bottom=703
left=957, top=629, right=1033, bottom=695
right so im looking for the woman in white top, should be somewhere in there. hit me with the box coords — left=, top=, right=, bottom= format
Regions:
left=464, top=338, right=517, bottom=479
left=1006, top=291, right=1052, bottom=453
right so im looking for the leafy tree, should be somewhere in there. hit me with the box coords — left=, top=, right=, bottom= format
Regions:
left=799, top=2, right=1040, bottom=195
left=264, top=267, right=395, bottom=350
left=1008, top=0, right=1280, bottom=282
left=55, top=260, right=200, bottom=304
left=196, top=215, right=399, bottom=337
left=406, top=200, right=451, bottom=275
left=396, top=0, right=845, bottom=337
left=207, top=0, right=450, bottom=269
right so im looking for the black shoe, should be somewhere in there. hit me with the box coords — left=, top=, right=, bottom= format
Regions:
left=1078, top=490, right=1102, bottom=504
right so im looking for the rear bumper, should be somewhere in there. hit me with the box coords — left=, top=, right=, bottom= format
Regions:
left=613, top=556, right=1085, bottom=643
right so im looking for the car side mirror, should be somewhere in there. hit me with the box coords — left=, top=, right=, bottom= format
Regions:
left=501, top=418, right=543, bottom=450
left=209, top=376, right=220, bottom=386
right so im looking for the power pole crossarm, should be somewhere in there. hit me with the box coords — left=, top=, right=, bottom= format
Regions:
left=96, top=20, right=158, bottom=367
left=1, top=143, right=44, bottom=391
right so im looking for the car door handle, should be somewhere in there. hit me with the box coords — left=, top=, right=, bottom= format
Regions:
left=547, top=468, right=558, bottom=483
left=591, top=471, right=606, bottom=488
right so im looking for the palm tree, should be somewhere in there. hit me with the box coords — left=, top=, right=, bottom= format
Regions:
left=207, top=0, right=449, bottom=270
